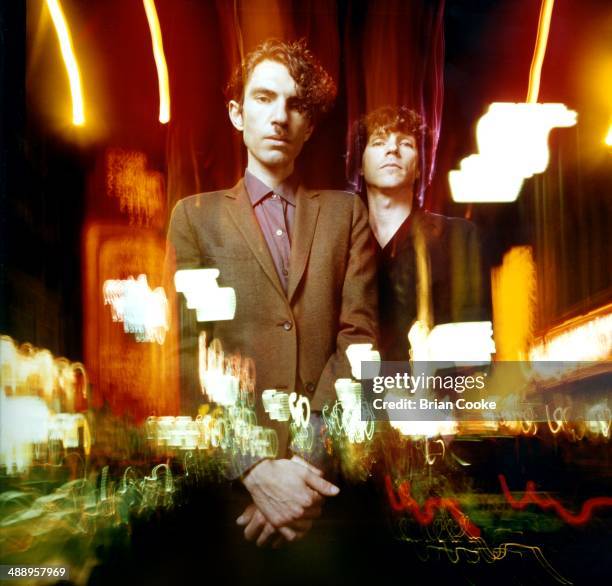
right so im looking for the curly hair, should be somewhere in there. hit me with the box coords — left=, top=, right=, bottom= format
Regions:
left=225, top=39, right=337, bottom=122
left=346, top=106, right=429, bottom=199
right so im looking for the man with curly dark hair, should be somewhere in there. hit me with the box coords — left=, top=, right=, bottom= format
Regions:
left=166, top=39, right=378, bottom=551
left=351, top=105, right=488, bottom=362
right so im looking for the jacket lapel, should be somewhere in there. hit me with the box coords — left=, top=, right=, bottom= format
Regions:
left=287, top=186, right=320, bottom=303
left=223, top=180, right=286, bottom=300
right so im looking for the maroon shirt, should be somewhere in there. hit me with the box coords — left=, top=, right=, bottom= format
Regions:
left=244, top=170, right=296, bottom=293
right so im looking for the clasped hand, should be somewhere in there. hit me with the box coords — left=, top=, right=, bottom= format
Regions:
left=238, top=456, right=339, bottom=547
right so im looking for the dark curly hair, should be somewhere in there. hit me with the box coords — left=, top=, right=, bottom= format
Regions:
left=346, top=106, right=429, bottom=200
left=225, top=39, right=337, bottom=123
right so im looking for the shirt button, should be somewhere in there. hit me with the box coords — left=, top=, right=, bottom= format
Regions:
left=276, top=229, right=283, bottom=237
left=282, top=268, right=289, bottom=276
left=271, top=193, right=278, bottom=199
left=305, top=382, right=315, bottom=393
left=282, top=320, right=293, bottom=331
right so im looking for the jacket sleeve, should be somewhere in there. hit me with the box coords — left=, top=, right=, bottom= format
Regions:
left=164, top=199, right=208, bottom=415
left=310, top=195, right=379, bottom=411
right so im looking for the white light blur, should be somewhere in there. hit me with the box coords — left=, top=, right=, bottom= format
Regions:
left=345, top=343, right=381, bottom=380
left=449, top=103, right=577, bottom=202
left=408, top=320, right=496, bottom=364
left=103, top=274, right=169, bottom=344
left=174, top=269, right=236, bottom=322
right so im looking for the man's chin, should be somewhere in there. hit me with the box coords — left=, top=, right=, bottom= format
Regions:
left=258, top=153, right=295, bottom=168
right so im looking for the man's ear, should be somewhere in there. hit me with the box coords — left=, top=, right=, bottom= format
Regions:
left=228, top=100, right=244, bottom=131
left=303, top=121, right=314, bottom=142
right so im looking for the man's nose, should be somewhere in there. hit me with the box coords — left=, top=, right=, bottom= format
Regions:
left=271, top=99, right=289, bottom=126
left=385, top=141, right=400, bottom=154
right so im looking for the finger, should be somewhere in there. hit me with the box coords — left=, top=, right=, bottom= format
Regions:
left=305, top=472, right=340, bottom=497
left=244, top=510, right=267, bottom=541
left=256, top=523, right=277, bottom=548
left=278, top=525, right=298, bottom=542
left=236, top=503, right=256, bottom=526
left=291, top=455, right=323, bottom=476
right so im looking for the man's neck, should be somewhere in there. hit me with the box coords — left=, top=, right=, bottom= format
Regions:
left=247, top=156, right=294, bottom=189
left=367, top=186, right=414, bottom=248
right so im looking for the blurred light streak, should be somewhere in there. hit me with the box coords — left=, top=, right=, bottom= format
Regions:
left=333, top=379, right=375, bottom=444
left=345, top=343, right=380, bottom=380
left=449, top=103, right=577, bottom=202
left=449, top=0, right=578, bottom=202
left=605, top=124, right=612, bottom=146
left=499, top=474, right=612, bottom=526
left=491, top=247, right=537, bottom=360
left=103, top=274, right=169, bottom=344
left=389, top=419, right=458, bottom=438
left=44, top=0, right=85, bottom=125
left=175, top=269, right=236, bottom=321
left=526, top=0, right=555, bottom=103
left=529, top=303, right=612, bottom=363
left=408, top=320, right=495, bottom=363
left=0, top=335, right=87, bottom=411
left=420, top=541, right=571, bottom=584
left=143, top=0, right=170, bottom=123
left=385, top=475, right=481, bottom=538
left=106, top=150, right=165, bottom=226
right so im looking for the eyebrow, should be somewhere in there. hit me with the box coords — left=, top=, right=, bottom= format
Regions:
left=248, top=87, right=277, bottom=97
left=369, top=131, right=415, bottom=142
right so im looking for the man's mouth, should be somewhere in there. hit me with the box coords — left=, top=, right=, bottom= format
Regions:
left=266, top=136, right=290, bottom=144
left=380, top=163, right=402, bottom=169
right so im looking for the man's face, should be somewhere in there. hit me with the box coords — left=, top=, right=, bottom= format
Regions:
left=229, top=60, right=313, bottom=172
left=362, top=130, right=419, bottom=194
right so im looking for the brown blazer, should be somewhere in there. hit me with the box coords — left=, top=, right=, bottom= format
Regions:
left=166, top=179, right=378, bottom=458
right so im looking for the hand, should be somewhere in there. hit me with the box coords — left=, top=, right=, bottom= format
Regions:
left=242, top=458, right=339, bottom=538
left=237, top=503, right=314, bottom=547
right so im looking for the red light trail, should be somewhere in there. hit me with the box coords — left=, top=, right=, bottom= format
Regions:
left=385, top=475, right=481, bottom=539
left=499, top=474, right=612, bottom=525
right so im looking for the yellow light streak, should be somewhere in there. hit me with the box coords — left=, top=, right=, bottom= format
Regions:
left=605, top=124, right=612, bottom=146
left=143, top=0, right=170, bottom=123
left=527, top=0, right=555, bottom=103
left=448, top=0, right=575, bottom=203
left=529, top=303, right=612, bottom=363
left=45, top=0, right=85, bottom=125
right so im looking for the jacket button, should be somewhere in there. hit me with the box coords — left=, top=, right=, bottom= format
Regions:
left=282, top=320, right=293, bottom=331
left=305, top=382, right=315, bottom=393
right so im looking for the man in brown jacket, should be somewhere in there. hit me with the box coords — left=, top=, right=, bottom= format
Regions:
left=166, top=40, right=378, bottom=548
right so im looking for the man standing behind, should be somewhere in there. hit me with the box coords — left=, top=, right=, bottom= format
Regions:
left=352, top=106, right=487, bottom=361
left=166, top=40, right=378, bottom=548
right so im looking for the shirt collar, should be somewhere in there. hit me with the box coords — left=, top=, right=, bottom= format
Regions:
left=244, top=169, right=297, bottom=207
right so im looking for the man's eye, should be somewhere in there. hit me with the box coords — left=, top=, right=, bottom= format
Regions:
left=401, top=141, right=414, bottom=148
left=255, top=95, right=270, bottom=103
left=371, top=140, right=384, bottom=147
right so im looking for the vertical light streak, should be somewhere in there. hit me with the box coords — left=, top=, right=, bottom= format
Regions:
left=45, top=0, right=85, bottom=125
left=605, top=124, right=612, bottom=146
left=143, top=0, right=171, bottom=124
left=526, top=0, right=555, bottom=103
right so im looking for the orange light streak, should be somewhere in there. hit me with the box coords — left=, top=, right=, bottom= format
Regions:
left=499, top=474, right=612, bottom=525
left=526, top=0, right=555, bottom=103
left=45, top=0, right=85, bottom=125
left=605, top=124, right=612, bottom=147
left=143, top=0, right=170, bottom=123
left=385, top=475, right=481, bottom=538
